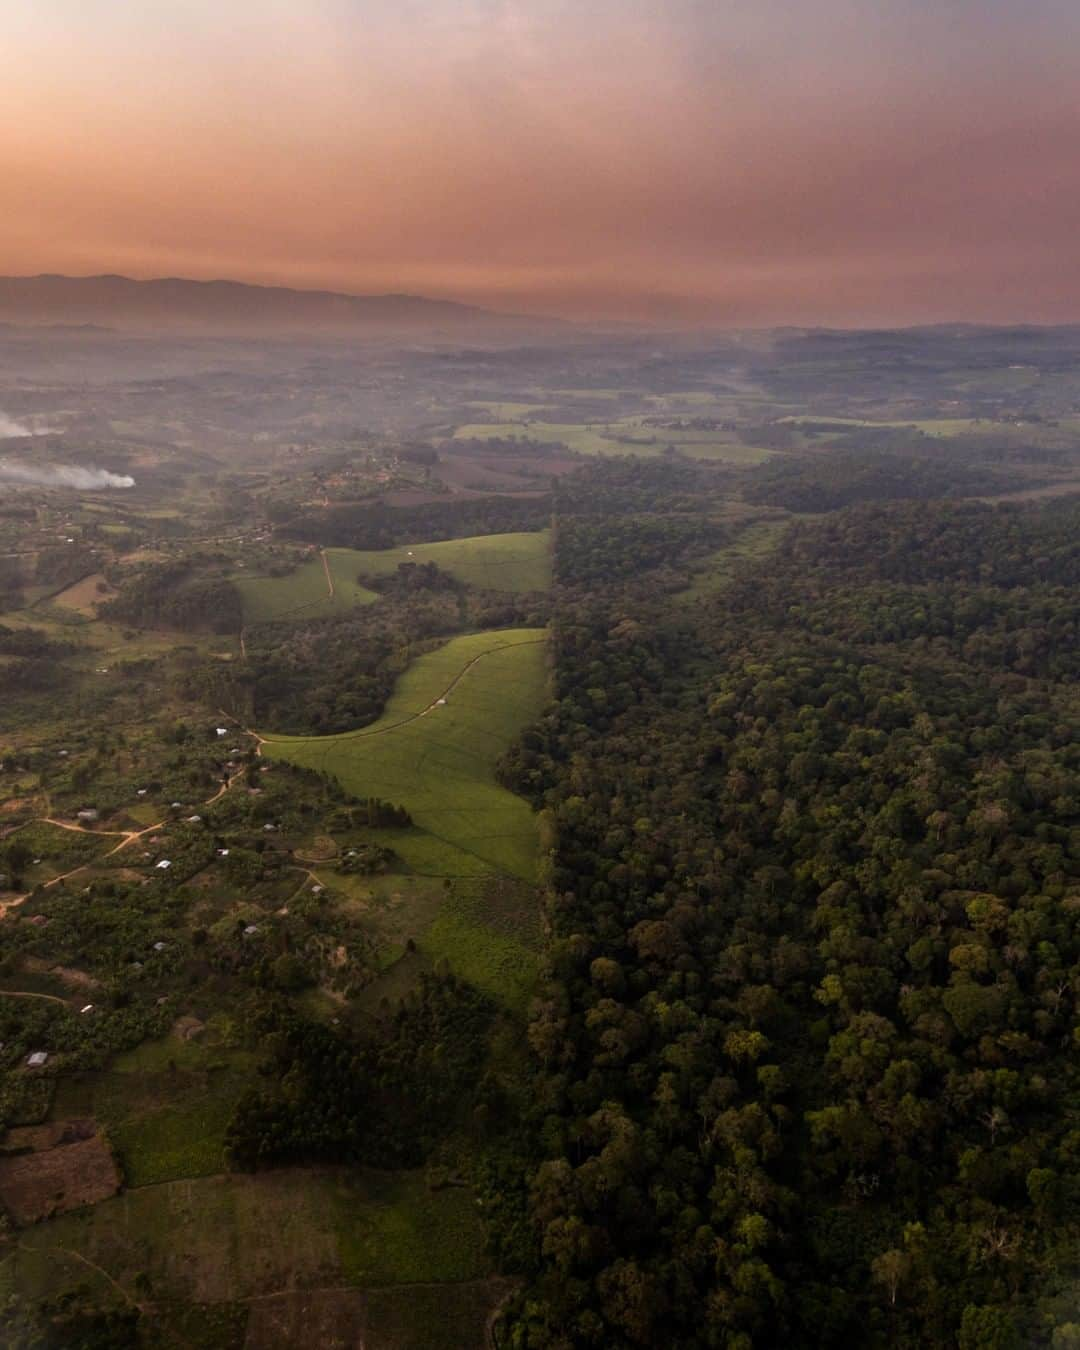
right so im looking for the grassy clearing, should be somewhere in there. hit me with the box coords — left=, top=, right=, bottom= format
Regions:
left=235, top=532, right=551, bottom=623
left=262, top=629, right=548, bottom=880
left=51, top=572, right=115, bottom=616
left=454, top=421, right=645, bottom=456
left=9, top=819, right=114, bottom=883
left=467, top=400, right=554, bottom=418
left=332, top=529, right=551, bottom=594
left=454, top=419, right=772, bottom=464
left=678, top=519, right=790, bottom=603
left=233, top=555, right=379, bottom=624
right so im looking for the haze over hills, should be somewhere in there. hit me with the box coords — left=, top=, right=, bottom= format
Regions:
left=0, top=273, right=557, bottom=334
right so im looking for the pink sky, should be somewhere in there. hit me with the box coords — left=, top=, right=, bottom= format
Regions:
left=2, top=1, right=1078, bottom=322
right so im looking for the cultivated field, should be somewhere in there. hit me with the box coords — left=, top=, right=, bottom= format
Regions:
left=51, top=572, right=116, bottom=616
left=233, top=554, right=379, bottom=624
left=262, top=629, right=548, bottom=880
left=234, top=530, right=551, bottom=624
left=454, top=419, right=773, bottom=463
left=334, top=528, right=552, bottom=593
left=2, top=1166, right=497, bottom=1348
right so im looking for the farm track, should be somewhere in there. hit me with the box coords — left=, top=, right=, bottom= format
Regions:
left=1, top=768, right=250, bottom=915
left=239, top=546, right=336, bottom=639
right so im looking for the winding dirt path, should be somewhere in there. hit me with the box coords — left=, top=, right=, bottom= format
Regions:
left=251, top=635, right=546, bottom=752
left=0, top=989, right=68, bottom=1006
left=2, top=768, right=251, bottom=916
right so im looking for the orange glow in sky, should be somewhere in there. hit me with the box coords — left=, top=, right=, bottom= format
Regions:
left=2, top=1, right=1078, bottom=322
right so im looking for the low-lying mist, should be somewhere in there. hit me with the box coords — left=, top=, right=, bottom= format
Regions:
left=0, top=459, right=135, bottom=489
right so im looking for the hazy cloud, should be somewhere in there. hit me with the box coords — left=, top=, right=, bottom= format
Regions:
left=1, top=1, right=1078, bottom=321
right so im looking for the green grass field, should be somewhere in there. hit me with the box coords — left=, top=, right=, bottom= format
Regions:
left=233, top=554, right=380, bottom=624
left=454, top=419, right=772, bottom=463
left=333, top=529, right=551, bottom=594
left=235, top=532, right=551, bottom=624
left=262, top=629, right=548, bottom=880
left=53, top=1029, right=260, bottom=1187
left=678, top=519, right=790, bottom=603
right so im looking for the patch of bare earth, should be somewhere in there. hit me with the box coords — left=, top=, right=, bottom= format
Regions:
left=52, top=572, right=116, bottom=616
left=0, top=1120, right=120, bottom=1224
left=172, top=1014, right=206, bottom=1041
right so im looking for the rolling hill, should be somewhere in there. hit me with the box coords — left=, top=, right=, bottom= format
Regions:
left=0, top=273, right=551, bottom=333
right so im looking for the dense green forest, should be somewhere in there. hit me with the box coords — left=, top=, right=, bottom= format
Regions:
left=498, top=488, right=1080, bottom=1348
left=743, top=451, right=1020, bottom=512
left=279, top=492, right=553, bottom=550
left=100, top=559, right=242, bottom=634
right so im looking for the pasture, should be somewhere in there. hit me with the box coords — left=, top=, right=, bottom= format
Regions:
left=51, top=572, right=115, bottom=616
left=233, top=553, right=379, bottom=624
left=454, top=418, right=773, bottom=463
left=337, top=529, right=551, bottom=594
left=678, top=518, right=790, bottom=603
left=262, top=629, right=548, bottom=880
left=234, top=531, right=551, bottom=624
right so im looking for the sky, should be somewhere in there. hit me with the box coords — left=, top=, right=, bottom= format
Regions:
left=1, top=0, right=1079, bottom=323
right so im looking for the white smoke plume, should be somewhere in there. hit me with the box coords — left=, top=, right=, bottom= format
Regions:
left=0, top=413, right=33, bottom=437
left=0, top=459, right=135, bottom=490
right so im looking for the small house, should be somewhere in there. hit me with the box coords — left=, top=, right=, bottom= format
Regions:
left=137, top=788, right=148, bottom=797
left=80, top=1004, right=94, bottom=1015
left=77, top=809, right=99, bottom=822
left=28, top=914, right=48, bottom=927
left=186, top=815, right=202, bottom=824
left=26, top=1051, right=48, bottom=1068
left=311, top=884, right=325, bottom=896
left=217, top=848, right=230, bottom=857
left=153, top=941, right=167, bottom=952
left=156, top=859, right=172, bottom=870
left=243, top=924, right=259, bottom=937
left=216, top=727, right=228, bottom=737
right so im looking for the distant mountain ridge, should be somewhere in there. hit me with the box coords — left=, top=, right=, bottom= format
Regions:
left=0, top=273, right=543, bottom=332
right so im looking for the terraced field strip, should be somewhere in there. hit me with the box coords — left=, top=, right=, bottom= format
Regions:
left=261, top=629, right=548, bottom=880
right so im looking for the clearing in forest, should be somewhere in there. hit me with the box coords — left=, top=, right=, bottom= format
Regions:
left=232, top=555, right=379, bottom=625
left=454, top=419, right=773, bottom=463
left=332, top=528, right=551, bottom=594
left=261, top=629, right=548, bottom=880
left=234, top=530, right=551, bottom=624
